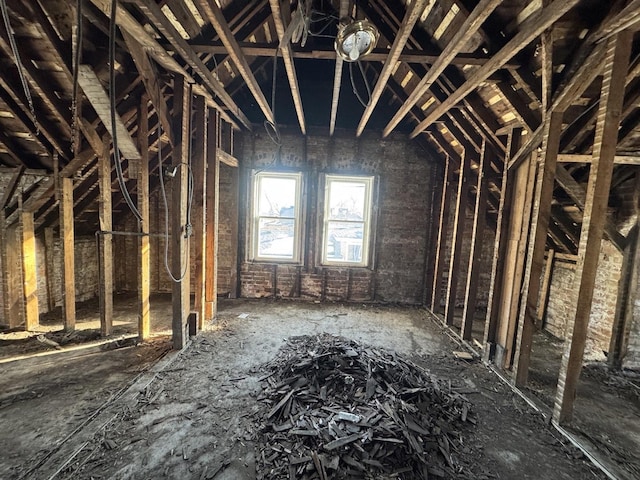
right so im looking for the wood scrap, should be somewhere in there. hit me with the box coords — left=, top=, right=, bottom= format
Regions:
left=253, top=334, right=478, bottom=479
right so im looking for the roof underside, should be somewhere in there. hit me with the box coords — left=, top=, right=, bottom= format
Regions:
left=0, top=0, right=639, bottom=254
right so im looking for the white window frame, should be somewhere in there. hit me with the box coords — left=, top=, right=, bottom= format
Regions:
left=250, top=171, right=304, bottom=263
left=321, top=174, right=375, bottom=267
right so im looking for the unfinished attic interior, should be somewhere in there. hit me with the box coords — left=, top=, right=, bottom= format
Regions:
left=2, top=0, right=640, bottom=478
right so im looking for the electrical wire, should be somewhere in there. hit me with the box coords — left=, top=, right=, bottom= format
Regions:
left=109, top=0, right=143, bottom=222
left=349, top=59, right=372, bottom=107
left=0, top=0, right=38, bottom=134
left=71, top=0, right=83, bottom=156
left=157, top=123, right=194, bottom=283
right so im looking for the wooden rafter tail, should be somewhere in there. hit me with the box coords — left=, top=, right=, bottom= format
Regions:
left=329, top=0, right=350, bottom=136
left=409, top=0, right=581, bottom=139
left=383, top=0, right=503, bottom=138
left=198, top=0, right=275, bottom=124
left=269, top=0, right=306, bottom=134
left=356, top=0, right=430, bottom=137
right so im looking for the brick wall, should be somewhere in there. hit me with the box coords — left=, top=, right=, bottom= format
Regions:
left=232, top=127, right=438, bottom=305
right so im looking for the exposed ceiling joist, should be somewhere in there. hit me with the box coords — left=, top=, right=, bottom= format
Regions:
left=410, top=0, right=581, bottom=138
left=329, top=0, right=350, bottom=136
left=268, top=0, right=306, bottom=134
left=383, top=0, right=503, bottom=137
left=356, top=0, right=430, bottom=136
left=198, top=0, right=275, bottom=124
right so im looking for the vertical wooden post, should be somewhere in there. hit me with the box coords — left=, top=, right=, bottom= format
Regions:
left=512, top=111, right=563, bottom=383
left=44, top=227, right=56, bottom=312
left=228, top=164, right=240, bottom=299
left=0, top=211, right=8, bottom=326
left=608, top=223, right=639, bottom=368
left=461, top=140, right=488, bottom=340
left=2, top=219, right=22, bottom=328
left=537, top=249, right=555, bottom=325
left=138, top=99, right=151, bottom=340
left=98, top=143, right=113, bottom=336
left=484, top=129, right=521, bottom=360
left=430, top=156, right=452, bottom=312
left=192, top=95, right=207, bottom=329
left=172, top=75, right=191, bottom=350
left=554, top=31, right=632, bottom=424
left=21, top=211, right=39, bottom=331
left=204, top=111, right=220, bottom=323
left=60, top=177, right=76, bottom=331
left=444, top=150, right=470, bottom=325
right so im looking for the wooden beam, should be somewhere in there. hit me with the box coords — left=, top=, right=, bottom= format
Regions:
left=558, top=153, right=640, bottom=165
left=461, top=141, right=489, bottom=340
left=2, top=217, right=22, bottom=328
left=329, top=0, right=350, bottom=136
left=512, top=111, right=562, bottom=383
left=21, top=211, right=39, bottom=331
left=383, top=0, right=503, bottom=137
left=0, top=166, right=25, bottom=209
left=44, top=227, right=56, bottom=312
left=122, top=31, right=174, bottom=147
left=205, top=110, right=220, bottom=323
left=98, top=143, right=113, bottom=337
left=269, top=0, right=306, bottom=134
left=171, top=75, right=191, bottom=350
left=190, top=42, right=521, bottom=66
left=60, top=177, right=76, bottom=331
left=484, top=128, right=522, bottom=361
left=594, top=0, right=640, bottom=42
left=444, top=150, right=470, bottom=326
left=410, top=0, right=580, bottom=138
left=192, top=95, right=207, bottom=330
left=198, top=0, right=275, bottom=124
left=430, top=155, right=453, bottom=311
left=77, top=66, right=141, bottom=160
left=537, top=248, right=555, bottom=325
left=356, top=0, right=430, bottom=136
left=554, top=165, right=626, bottom=252
left=217, top=149, right=239, bottom=167
left=138, top=99, right=150, bottom=341
left=554, top=31, right=632, bottom=424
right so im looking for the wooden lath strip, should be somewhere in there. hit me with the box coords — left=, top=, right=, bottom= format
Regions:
left=383, top=0, right=503, bottom=137
left=409, top=0, right=580, bottom=138
left=329, top=0, right=350, bottom=136
left=356, top=0, right=430, bottom=136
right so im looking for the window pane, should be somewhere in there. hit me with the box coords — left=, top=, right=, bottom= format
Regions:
left=258, top=218, right=295, bottom=258
left=328, top=181, right=366, bottom=220
left=258, top=177, right=297, bottom=217
left=325, top=221, right=364, bottom=263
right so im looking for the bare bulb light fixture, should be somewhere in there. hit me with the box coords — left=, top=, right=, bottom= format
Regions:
left=335, top=20, right=379, bottom=62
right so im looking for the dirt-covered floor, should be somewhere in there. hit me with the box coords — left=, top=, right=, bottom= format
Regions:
left=1, top=298, right=627, bottom=479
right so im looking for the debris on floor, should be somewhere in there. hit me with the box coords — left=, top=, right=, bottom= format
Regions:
left=253, top=333, right=484, bottom=479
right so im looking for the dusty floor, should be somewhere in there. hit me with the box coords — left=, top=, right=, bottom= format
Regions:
left=0, top=298, right=617, bottom=479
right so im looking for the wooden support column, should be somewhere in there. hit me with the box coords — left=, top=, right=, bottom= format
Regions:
left=172, top=75, right=191, bottom=350
left=484, top=129, right=522, bottom=360
left=430, top=156, right=452, bottom=312
left=192, top=96, right=207, bottom=330
left=138, top=99, right=151, bottom=340
left=461, top=140, right=488, bottom=340
left=537, top=249, right=555, bottom=325
left=228, top=164, right=240, bottom=299
left=98, top=144, right=113, bottom=337
left=554, top=31, right=632, bottom=424
left=44, top=227, right=56, bottom=312
left=511, top=111, right=563, bottom=382
left=21, top=211, right=39, bottom=331
left=60, top=177, right=76, bottom=331
left=608, top=223, right=639, bottom=368
left=204, top=110, right=220, bottom=322
left=444, top=151, right=470, bottom=325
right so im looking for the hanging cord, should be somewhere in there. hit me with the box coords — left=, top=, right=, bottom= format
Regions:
left=0, top=0, right=38, bottom=134
left=109, top=0, right=142, bottom=222
left=71, top=0, right=83, bottom=155
left=158, top=123, right=194, bottom=283
left=349, top=59, right=372, bottom=107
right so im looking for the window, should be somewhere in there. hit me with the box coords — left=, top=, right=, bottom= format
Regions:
left=251, top=171, right=303, bottom=262
left=322, top=175, right=374, bottom=267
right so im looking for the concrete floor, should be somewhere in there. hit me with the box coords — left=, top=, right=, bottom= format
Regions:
left=0, top=297, right=617, bottom=479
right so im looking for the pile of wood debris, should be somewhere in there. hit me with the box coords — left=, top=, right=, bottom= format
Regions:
left=254, top=334, right=480, bottom=479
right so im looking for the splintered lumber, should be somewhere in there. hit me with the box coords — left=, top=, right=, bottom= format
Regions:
left=253, top=334, right=480, bottom=480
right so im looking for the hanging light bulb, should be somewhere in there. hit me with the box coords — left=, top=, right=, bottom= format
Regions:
left=335, top=20, right=379, bottom=62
